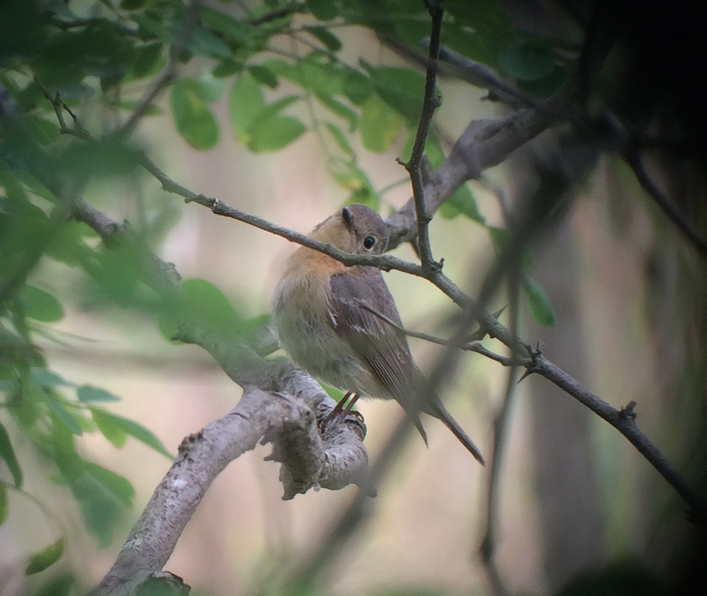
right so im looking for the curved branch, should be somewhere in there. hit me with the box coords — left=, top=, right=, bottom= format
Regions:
left=96, top=386, right=368, bottom=596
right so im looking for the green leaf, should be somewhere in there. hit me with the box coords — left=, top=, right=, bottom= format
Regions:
left=30, top=368, right=71, bottom=387
left=19, top=285, right=64, bottom=322
left=92, top=409, right=128, bottom=448
left=264, top=55, right=344, bottom=95
left=343, top=70, right=373, bottom=106
left=360, top=94, right=403, bottom=153
left=328, top=159, right=379, bottom=209
left=195, top=72, right=229, bottom=103
left=182, top=277, right=242, bottom=332
left=91, top=409, right=171, bottom=458
left=59, top=139, right=142, bottom=180
left=126, top=41, right=163, bottom=80
left=306, top=0, right=339, bottom=21
left=0, top=484, right=8, bottom=525
left=230, top=73, right=266, bottom=142
left=522, top=276, right=555, bottom=327
left=170, top=79, right=220, bottom=150
left=304, top=26, right=342, bottom=51
left=440, top=185, right=485, bottom=223
left=316, top=93, right=358, bottom=131
left=200, top=6, right=256, bottom=45
left=487, top=226, right=533, bottom=268
left=25, top=538, right=65, bottom=575
left=0, top=421, right=23, bottom=487
left=77, top=385, right=121, bottom=403
left=46, top=398, right=83, bottom=436
left=68, top=468, right=125, bottom=546
left=85, top=463, right=135, bottom=506
left=249, top=65, right=279, bottom=88
left=325, top=123, right=355, bottom=157
left=498, top=43, right=556, bottom=81
left=249, top=116, right=306, bottom=152
left=369, top=66, right=426, bottom=122
left=188, top=25, right=232, bottom=59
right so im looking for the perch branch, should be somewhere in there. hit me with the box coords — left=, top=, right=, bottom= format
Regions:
left=96, top=386, right=367, bottom=596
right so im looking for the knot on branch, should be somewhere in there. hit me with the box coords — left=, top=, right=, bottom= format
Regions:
left=619, top=400, right=638, bottom=421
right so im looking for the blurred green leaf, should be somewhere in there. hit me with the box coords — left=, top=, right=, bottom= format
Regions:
left=25, top=538, right=64, bottom=575
left=0, top=421, right=23, bottom=487
left=59, top=140, right=142, bottom=180
left=369, top=66, right=426, bottom=123
left=84, top=462, right=135, bottom=506
left=522, top=276, right=555, bottom=327
left=250, top=116, right=306, bottom=152
left=170, top=79, right=220, bottom=150
left=325, top=123, right=355, bottom=157
left=316, top=93, right=358, bottom=131
left=439, top=185, right=485, bottom=223
left=487, top=226, right=533, bottom=268
left=265, top=54, right=344, bottom=95
left=249, top=65, right=279, bottom=89
left=498, top=43, right=556, bottom=81
left=0, top=484, right=8, bottom=525
left=46, top=397, right=83, bottom=436
left=188, top=25, right=232, bottom=59
left=200, top=6, right=256, bottom=45
left=230, top=73, right=266, bottom=142
left=125, top=41, right=164, bottom=81
left=91, top=409, right=128, bottom=448
left=68, top=468, right=125, bottom=546
left=343, top=70, right=373, bottom=106
left=77, top=385, right=121, bottom=403
left=19, top=285, right=64, bottom=322
left=304, top=26, right=343, bottom=51
left=182, top=278, right=242, bottom=331
left=360, top=94, right=403, bottom=153
left=306, top=0, right=339, bottom=21
left=91, top=409, right=171, bottom=458
left=328, top=159, right=379, bottom=209
left=30, top=368, right=70, bottom=387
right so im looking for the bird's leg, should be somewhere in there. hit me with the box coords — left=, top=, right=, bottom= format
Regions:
left=341, top=392, right=361, bottom=416
left=323, top=391, right=358, bottom=424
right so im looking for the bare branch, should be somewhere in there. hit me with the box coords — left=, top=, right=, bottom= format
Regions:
left=623, top=146, right=707, bottom=256
left=399, top=0, right=445, bottom=269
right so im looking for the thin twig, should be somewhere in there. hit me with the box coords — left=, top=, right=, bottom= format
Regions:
left=399, top=0, right=445, bottom=270
left=480, top=266, right=522, bottom=596
left=114, top=0, right=202, bottom=139
left=623, top=146, right=707, bottom=256
left=431, top=42, right=537, bottom=109
left=355, top=299, right=519, bottom=366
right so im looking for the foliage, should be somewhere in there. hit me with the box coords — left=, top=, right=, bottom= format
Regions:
left=0, top=0, right=569, bottom=584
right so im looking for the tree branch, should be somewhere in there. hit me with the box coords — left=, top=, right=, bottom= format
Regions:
left=95, top=386, right=367, bottom=596
left=399, top=0, right=445, bottom=269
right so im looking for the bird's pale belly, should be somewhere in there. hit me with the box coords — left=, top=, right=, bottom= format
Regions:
left=273, top=276, right=385, bottom=398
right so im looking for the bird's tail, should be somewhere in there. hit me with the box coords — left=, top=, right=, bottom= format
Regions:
left=428, top=400, right=485, bottom=464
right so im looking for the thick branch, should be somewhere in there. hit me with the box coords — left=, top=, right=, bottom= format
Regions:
left=96, top=386, right=367, bottom=596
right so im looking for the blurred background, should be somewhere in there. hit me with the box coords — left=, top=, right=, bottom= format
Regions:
left=1, top=1, right=706, bottom=596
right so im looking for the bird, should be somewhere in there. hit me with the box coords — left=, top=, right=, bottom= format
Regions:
left=271, top=204, right=484, bottom=464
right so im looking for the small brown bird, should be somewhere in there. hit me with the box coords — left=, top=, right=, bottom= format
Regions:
left=272, top=204, right=484, bottom=463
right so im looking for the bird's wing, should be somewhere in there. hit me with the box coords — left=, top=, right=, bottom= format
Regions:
left=328, top=268, right=419, bottom=406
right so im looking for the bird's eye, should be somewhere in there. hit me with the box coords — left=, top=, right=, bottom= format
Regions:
left=363, top=236, right=376, bottom=250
